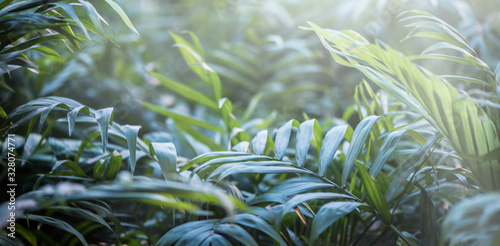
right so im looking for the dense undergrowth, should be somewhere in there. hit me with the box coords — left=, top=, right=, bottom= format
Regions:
left=1, top=0, right=500, bottom=245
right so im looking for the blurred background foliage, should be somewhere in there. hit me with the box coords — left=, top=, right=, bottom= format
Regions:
left=3, top=0, right=500, bottom=133
left=1, top=0, right=500, bottom=245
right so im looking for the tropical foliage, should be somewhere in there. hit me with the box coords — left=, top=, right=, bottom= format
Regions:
left=1, top=0, right=500, bottom=245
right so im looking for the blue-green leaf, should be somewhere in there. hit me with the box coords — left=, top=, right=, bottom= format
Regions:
left=103, top=0, right=139, bottom=36
left=310, top=201, right=362, bottom=245
left=252, top=130, right=268, bottom=155
left=151, top=142, right=177, bottom=180
left=354, top=159, right=391, bottom=223
left=67, top=105, right=90, bottom=137
left=28, top=215, right=88, bottom=246
left=94, top=107, right=114, bottom=153
left=122, top=124, right=141, bottom=173
left=319, top=125, right=348, bottom=176
left=295, top=119, right=315, bottom=167
left=369, top=130, right=406, bottom=178
left=274, top=119, right=300, bottom=160
left=342, top=115, right=379, bottom=186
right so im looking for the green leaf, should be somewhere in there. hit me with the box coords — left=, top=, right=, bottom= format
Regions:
left=141, top=101, right=224, bottom=132
left=175, top=122, right=226, bottom=151
left=212, top=164, right=311, bottom=182
left=354, top=159, right=391, bottom=223
left=15, top=224, right=37, bottom=246
left=215, top=224, right=258, bottom=246
left=369, top=130, right=406, bottom=178
left=194, top=155, right=273, bottom=177
left=79, top=0, right=104, bottom=34
left=385, top=133, right=441, bottom=202
left=106, top=154, right=122, bottom=180
left=121, top=124, right=141, bottom=173
left=181, top=151, right=250, bottom=172
left=27, top=215, right=88, bottom=246
left=295, top=119, right=316, bottom=167
left=51, top=160, right=87, bottom=177
left=251, top=130, right=268, bottom=155
left=94, top=107, right=114, bottom=153
left=310, top=201, right=362, bottom=245
left=157, top=220, right=218, bottom=245
left=151, top=142, right=177, bottom=180
left=219, top=98, right=237, bottom=129
left=222, top=214, right=286, bottom=245
left=274, top=119, right=300, bottom=160
left=170, top=31, right=210, bottom=84
left=103, top=0, right=139, bottom=36
left=342, top=115, right=379, bottom=186
left=67, top=105, right=90, bottom=137
left=0, top=106, right=7, bottom=118
left=275, top=192, right=356, bottom=229
left=54, top=3, right=90, bottom=39
left=419, top=187, right=438, bottom=245
left=93, top=159, right=106, bottom=180
left=319, top=125, right=349, bottom=176
left=148, top=71, right=218, bottom=110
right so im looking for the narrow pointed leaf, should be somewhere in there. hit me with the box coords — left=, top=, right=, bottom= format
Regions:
left=103, top=0, right=139, bottom=35
left=151, top=142, right=177, bottom=180
left=370, top=130, right=406, bottom=178
left=67, top=105, right=89, bottom=137
left=122, top=125, right=141, bottom=173
left=355, top=159, right=391, bottom=223
left=342, top=115, right=379, bottom=186
left=252, top=130, right=268, bottom=155
left=28, top=215, right=88, bottom=246
left=310, top=201, right=362, bottom=245
left=95, top=107, right=114, bottom=153
left=295, top=119, right=315, bottom=167
left=319, top=125, right=348, bottom=176
left=106, top=155, right=122, bottom=180
left=274, top=119, right=299, bottom=160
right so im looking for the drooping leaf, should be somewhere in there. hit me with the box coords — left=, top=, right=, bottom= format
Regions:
left=103, top=0, right=139, bottom=36
left=27, top=215, right=88, bottom=246
left=66, top=105, right=90, bottom=137
left=94, top=107, right=114, bottom=153
left=275, top=192, right=356, bottom=229
left=151, top=142, right=177, bottom=180
left=310, top=201, right=363, bottom=245
left=252, top=130, right=268, bottom=155
left=141, top=101, right=224, bottom=132
left=121, top=124, right=141, bottom=173
left=148, top=71, right=218, bottom=110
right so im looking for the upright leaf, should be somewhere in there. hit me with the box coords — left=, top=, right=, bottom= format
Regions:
left=355, top=160, right=391, bottom=223
left=94, top=107, right=114, bottom=153
left=151, top=142, right=177, bottom=180
left=295, top=119, right=316, bottom=167
left=319, top=125, right=349, bottom=176
left=122, top=124, right=141, bottom=173
left=342, top=115, right=379, bottom=186
left=274, top=119, right=300, bottom=160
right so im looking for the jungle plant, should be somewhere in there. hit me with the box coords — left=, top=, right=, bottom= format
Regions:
left=2, top=0, right=500, bottom=246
